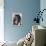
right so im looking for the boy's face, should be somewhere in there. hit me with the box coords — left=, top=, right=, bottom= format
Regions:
left=15, top=16, right=19, bottom=25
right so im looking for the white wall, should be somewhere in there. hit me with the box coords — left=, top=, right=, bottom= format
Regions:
left=0, top=0, right=4, bottom=42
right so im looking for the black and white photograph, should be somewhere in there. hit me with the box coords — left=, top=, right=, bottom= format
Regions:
left=12, top=13, right=22, bottom=26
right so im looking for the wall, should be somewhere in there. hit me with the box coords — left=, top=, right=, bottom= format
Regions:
left=40, top=0, right=46, bottom=45
left=0, top=0, right=4, bottom=42
left=4, top=0, right=40, bottom=42
left=40, top=0, right=46, bottom=26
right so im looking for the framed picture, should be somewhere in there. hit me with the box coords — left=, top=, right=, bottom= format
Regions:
left=12, top=12, right=22, bottom=26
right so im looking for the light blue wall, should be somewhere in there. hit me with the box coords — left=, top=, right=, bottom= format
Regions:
left=40, top=0, right=46, bottom=27
left=40, top=0, right=46, bottom=44
left=4, top=0, right=40, bottom=42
